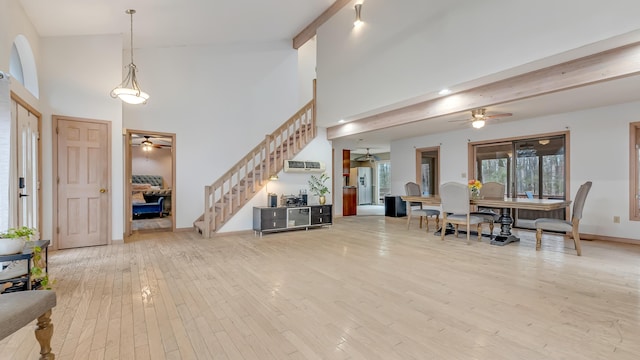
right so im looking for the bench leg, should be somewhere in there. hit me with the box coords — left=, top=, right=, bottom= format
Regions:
left=36, top=309, right=54, bottom=360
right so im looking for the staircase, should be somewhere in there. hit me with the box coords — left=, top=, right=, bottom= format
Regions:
left=193, top=99, right=316, bottom=237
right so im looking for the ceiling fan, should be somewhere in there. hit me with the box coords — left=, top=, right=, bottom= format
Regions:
left=449, top=108, right=512, bottom=128
left=131, top=134, right=172, bottom=149
left=354, top=148, right=380, bottom=162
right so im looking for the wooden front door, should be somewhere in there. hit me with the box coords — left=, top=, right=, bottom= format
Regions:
left=55, top=117, right=110, bottom=249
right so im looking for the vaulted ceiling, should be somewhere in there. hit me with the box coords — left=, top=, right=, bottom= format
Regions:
left=19, top=0, right=335, bottom=49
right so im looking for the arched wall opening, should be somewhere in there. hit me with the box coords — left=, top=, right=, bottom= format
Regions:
left=9, top=34, right=39, bottom=99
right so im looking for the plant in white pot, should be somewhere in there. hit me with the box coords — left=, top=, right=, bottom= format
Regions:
left=0, top=226, right=36, bottom=255
left=308, top=173, right=330, bottom=205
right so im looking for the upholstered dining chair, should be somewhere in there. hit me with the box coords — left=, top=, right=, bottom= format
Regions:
left=534, top=181, right=592, bottom=256
left=470, top=182, right=505, bottom=238
left=404, top=182, right=440, bottom=231
left=439, top=182, right=484, bottom=244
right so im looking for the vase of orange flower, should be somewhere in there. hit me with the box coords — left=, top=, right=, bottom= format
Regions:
left=468, top=179, right=482, bottom=199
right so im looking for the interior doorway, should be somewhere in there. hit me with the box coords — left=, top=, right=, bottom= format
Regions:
left=124, top=130, right=176, bottom=235
left=416, top=147, right=440, bottom=196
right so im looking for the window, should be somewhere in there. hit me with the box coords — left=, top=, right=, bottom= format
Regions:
left=471, top=134, right=567, bottom=228
left=631, top=122, right=640, bottom=221
left=377, top=161, right=391, bottom=204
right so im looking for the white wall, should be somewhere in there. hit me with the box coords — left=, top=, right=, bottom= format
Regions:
left=132, top=147, right=172, bottom=188
left=390, top=101, right=640, bottom=241
left=316, top=0, right=640, bottom=124
left=122, top=41, right=303, bottom=229
left=39, top=35, right=124, bottom=241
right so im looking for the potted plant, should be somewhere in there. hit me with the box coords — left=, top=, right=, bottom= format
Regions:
left=0, top=226, right=36, bottom=255
left=308, top=173, right=330, bottom=205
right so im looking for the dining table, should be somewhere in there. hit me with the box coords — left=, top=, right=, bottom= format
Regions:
left=400, top=195, right=572, bottom=245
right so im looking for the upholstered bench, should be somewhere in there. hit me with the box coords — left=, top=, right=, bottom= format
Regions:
left=0, top=290, right=56, bottom=359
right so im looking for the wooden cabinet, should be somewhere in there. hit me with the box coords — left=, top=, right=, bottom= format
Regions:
left=253, top=205, right=332, bottom=235
left=343, top=187, right=357, bottom=216
left=311, top=205, right=332, bottom=225
left=342, top=149, right=351, bottom=176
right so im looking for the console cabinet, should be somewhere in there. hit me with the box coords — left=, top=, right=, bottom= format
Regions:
left=253, top=205, right=332, bottom=235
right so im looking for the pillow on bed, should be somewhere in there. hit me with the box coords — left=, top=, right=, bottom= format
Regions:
left=132, top=192, right=146, bottom=204
left=132, top=183, right=152, bottom=191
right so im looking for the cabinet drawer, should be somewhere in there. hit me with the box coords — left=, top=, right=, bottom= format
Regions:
left=261, top=218, right=287, bottom=230
left=261, top=208, right=286, bottom=220
left=311, top=214, right=332, bottom=225
left=311, top=205, right=332, bottom=216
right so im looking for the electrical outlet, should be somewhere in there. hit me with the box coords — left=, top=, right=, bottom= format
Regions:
left=613, top=216, right=620, bottom=224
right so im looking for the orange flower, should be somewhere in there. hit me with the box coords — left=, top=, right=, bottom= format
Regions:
left=468, top=179, right=482, bottom=190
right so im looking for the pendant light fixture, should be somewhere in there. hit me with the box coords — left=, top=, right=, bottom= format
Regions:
left=111, top=9, right=149, bottom=105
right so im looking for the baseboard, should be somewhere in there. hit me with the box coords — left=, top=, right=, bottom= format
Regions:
left=580, top=232, right=640, bottom=245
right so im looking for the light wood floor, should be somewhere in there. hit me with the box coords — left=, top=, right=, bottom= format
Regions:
left=2, top=216, right=640, bottom=359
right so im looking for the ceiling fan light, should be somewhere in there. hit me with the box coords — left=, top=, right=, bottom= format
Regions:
left=472, top=119, right=485, bottom=129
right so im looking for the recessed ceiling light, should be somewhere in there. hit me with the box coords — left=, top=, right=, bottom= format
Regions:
left=438, top=89, right=451, bottom=95
left=338, top=119, right=345, bottom=123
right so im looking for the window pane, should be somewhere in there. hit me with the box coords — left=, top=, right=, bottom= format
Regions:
left=377, top=161, right=391, bottom=203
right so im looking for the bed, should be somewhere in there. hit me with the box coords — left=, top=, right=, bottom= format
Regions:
left=131, top=175, right=172, bottom=217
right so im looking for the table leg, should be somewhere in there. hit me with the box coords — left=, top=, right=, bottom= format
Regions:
left=490, top=208, right=520, bottom=246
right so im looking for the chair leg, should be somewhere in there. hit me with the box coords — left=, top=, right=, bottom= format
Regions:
left=406, top=213, right=411, bottom=229
left=440, top=216, right=447, bottom=240
left=454, top=224, right=459, bottom=238
left=35, top=309, right=54, bottom=360
left=572, top=227, right=582, bottom=256
left=477, top=224, right=482, bottom=242
left=419, top=216, right=423, bottom=228
left=466, top=224, right=471, bottom=244
left=435, top=215, right=439, bottom=230
left=489, top=221, right=494, bottom=238
left=424, top=216, right=429, bottom=231
left=536, top=229, right=542, bottom=251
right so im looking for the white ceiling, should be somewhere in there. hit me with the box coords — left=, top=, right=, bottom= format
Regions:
left=19, top=0, right=334, bottom=49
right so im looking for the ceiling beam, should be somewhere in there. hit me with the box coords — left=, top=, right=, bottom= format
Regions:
left=293, top=0, right=352, bottom=49
left=327, top=41, right=640, bottom=139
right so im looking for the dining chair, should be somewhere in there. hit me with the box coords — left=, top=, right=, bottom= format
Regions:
left=404, top=182, right=440, bottom=231
left=439, top=182, right=484, bottom=244
left=470, top=182, right=505, bottom=238
left=534, top=181, right=592, bottom=256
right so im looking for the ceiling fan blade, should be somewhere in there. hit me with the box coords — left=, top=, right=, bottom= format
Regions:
left=485, top=112, right=512, bottom=119
left=447, top=118, right=471, bottom=123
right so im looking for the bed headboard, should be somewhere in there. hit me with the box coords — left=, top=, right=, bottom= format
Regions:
left=132, top=175, right=164, bottom=188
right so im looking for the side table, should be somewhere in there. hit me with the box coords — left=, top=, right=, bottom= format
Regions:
left=0, top=240, right=50, bottom=292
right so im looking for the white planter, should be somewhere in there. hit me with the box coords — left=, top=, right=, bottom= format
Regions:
left=0, top=237, right=26, bottom=255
